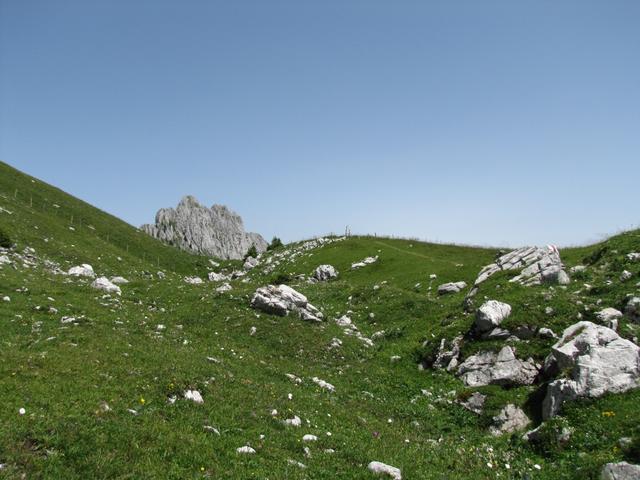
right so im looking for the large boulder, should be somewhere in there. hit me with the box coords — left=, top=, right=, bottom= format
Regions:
left=141, top=195, right=267, bottom=260
left=542, top=321, right=640, bottom=419
left=437, top=281, right=467, bottom=295
left=473, top=246, right=569, bottom=287
left=251, top=285, right=323, bottom=322
left=475, top=300, right=512, bottom=332
left=312, top=264, right=338, bottom=282
left=457, top=346, right=539, bottom=387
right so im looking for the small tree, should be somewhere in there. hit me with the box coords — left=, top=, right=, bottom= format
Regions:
left=267, top=236, right=283, bottom=251
left=245, top=245, right=258, bottom=260
left=0, top=227, right=12, bottom=249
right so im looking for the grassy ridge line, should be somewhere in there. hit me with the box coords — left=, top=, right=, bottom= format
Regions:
left=0, top=161, right=215, bottom=275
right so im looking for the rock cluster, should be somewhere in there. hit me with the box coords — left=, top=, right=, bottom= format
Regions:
left=251, top=285, right=323, bottom=322
left=457, top=346, right=539, bottom=387
left=542, top=321, right=640, bottom=419
left=473, top=246, right=570, bottom=287
left=141, top=195, right=267, bottom=260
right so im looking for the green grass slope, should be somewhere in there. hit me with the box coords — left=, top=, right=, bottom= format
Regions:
left=0, top=161, right=214, bottom=276
left=1, top=162, right=639, bottom=479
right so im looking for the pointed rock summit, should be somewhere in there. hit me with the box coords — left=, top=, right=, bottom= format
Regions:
left=141, top=195, right=267, bottom=260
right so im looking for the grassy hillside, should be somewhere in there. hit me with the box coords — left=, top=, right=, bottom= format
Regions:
left=0, top=161, right=215, bottom=276
left=1, top=162, right=639, bottom=479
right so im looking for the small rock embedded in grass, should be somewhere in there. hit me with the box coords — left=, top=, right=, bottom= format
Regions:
left=302, top=434, right=318, bottom=442
left=312, top=377, right=335, bottom=392
left=184, top=390, right=204, bottom=404
left=285, top=415, right=301, bottom=427
left=236, top=446, right=255, bottom=454
left=368, top=461, right=402, bottom=479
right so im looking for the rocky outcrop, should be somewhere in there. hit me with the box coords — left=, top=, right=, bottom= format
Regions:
left=457, top=346, right=539, bottom=387
left=251, top=284, right=323, bottom=322
left=473, top=246, right=570, bottom=287
left=542, top=321, right=640, bottom=419
left=141, top=195, right=267, bottom=260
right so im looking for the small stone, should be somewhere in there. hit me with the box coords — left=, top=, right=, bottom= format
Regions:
left=367, top=461, right=402, bottom=480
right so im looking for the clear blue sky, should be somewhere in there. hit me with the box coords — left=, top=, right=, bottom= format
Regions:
left=1, top=1, right=639, bottom=247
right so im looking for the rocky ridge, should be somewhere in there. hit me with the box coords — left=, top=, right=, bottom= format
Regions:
left=141, top=195, right=267, bottom=260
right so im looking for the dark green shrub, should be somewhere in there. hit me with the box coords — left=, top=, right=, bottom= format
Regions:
left=267, top=236, right=283, bottom=251
left=0, top=226, right=12, bottom=248
left=270, top=272, right=292, bottom=285
left=244, top=245, right=258, bottom=260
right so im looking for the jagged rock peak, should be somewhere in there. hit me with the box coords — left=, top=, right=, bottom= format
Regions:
left=141, top=195, right=268, bottom=260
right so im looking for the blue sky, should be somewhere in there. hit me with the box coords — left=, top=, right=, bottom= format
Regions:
left=1, top=1, right=639, bottom=247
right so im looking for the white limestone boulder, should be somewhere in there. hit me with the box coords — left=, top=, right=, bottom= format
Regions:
left=68, top=264, right=95, bottom=277
left=475, top=300, right=512, bottom=332
left=91, top=277, right=121, bottom=295
left=542, top=321, right=640, bottom=419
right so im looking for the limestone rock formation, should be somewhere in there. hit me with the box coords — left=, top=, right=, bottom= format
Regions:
left=141, top=195, right=267, bottom=260
left=542, top=321, right=640, bottom=419
left=473, top=246, right=570, bottom=287
left=475, top=300, right=512, bottom=333
left=457, top=346, right=539, bottom=387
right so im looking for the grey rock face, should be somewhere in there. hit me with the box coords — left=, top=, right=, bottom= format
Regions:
left=141, top=196, right=267, bottom=260
left=437, top=281, right=467, bottom=295
left=475, top=300, right=511, bottom=332
left=489, top=404, right=530, bottom=436
left=473, top=246, right=569, bottom=287
left=542, top=321, right=640, bottom=419
left=251, top=284, right=323, bottom=322
left=601, top=462, right=640, bottom=480
left=457, top=346, right=539, bottom=387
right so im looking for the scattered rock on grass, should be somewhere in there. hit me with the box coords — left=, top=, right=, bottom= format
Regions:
left=367, top=461, right=402, bottom=480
